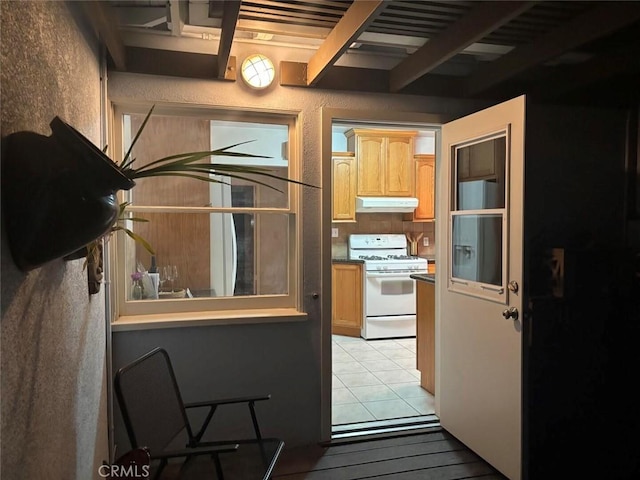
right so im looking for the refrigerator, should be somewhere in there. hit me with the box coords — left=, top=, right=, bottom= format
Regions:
left=209, top=179, right=237, bottom=297
left=452, top=180, right=501, bottom=285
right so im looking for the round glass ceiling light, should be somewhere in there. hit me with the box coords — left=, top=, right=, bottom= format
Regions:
left=241, top=54, right=275, bottom=89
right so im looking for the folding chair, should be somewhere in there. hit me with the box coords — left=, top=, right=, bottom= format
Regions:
left=114, top=347, right=284, bottom=479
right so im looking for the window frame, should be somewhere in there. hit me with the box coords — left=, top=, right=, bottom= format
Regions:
left=448, top=128, right=510, bottom=304
left=109, top=103, right=303, bottom=322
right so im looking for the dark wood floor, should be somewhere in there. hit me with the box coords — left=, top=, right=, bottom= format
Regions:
left=271, top=428, right=507, bottom=480
left=149, top=427, right=507, bottom=479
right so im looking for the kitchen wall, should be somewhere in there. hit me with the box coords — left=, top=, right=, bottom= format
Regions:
left=130, top=115, right=212, bottom=290
left=1, top=2, right=109, bottom=479
left=332, top=214, right=436, bottom=260
left=333, top=129, right=436, bottom=154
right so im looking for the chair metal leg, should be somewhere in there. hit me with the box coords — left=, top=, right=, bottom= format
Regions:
left=248, top=401, right=262, bottom=440
left=212, top=453, right=224, bottom=480
left=249, top=400, right=270, bottom=467
left=153, top=459, right=167, bottom=480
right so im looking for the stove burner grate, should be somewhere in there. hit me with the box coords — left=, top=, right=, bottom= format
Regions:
left=359, top=254, right=419, bottom=261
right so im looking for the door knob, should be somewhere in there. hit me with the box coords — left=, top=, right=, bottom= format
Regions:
left=502, top=307, right=518, bottom=320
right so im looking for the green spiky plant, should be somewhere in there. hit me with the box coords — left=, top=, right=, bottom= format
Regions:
left=79, top=200, right=153, bottom=270
left=111, top=201, right=155, bottom=254
left=119, top=104, right=311, bottom=191
left=81, top=105, right=316, bottom=269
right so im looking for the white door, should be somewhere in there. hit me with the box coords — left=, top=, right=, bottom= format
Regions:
left=437, top=96, right=525, bottom=480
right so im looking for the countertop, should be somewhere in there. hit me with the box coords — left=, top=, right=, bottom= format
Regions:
left=410, top=273, right=435, bottom=284
left=332, top=257, right=365, bottom=264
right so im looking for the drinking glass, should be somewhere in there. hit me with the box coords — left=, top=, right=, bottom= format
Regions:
left=171, top=265, right=179, bottom=291
left=162, top=265, right=175, bottom=292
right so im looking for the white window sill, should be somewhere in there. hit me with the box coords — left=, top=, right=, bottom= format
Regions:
left=112, top=308, right=308, bottom=332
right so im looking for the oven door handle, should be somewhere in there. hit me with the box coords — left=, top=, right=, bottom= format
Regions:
left=366, top=272, right=415, bottom=278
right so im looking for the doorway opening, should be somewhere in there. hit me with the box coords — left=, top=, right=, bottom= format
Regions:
left=329, top=119, right=441, bottom=439
left=331, top=334, right=439, bottom=439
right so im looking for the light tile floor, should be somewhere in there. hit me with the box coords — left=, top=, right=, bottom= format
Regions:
left=332, top=334, right=436, bottom=426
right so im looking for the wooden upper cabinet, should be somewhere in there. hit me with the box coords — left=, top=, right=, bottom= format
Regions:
left=457, top=139, right=503, bottom=182
left=412, top=154, right=436, bottom=221
left=346, top=129, right=417, bottom=197
left=355, top=135, right=385, bottom=195
left=386, top=135, right=415, bottom=196
left=332, top=152, right=357, bottom=222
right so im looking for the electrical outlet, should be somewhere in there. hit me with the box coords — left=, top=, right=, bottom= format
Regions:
left=423, top=236, right=429, bottom=246
left=332, top=228, right=339, bottom=238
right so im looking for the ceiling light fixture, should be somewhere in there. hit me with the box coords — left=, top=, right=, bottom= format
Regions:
left=240, top=53, right=275, bottom=89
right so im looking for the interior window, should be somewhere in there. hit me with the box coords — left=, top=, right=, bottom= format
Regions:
left=114, top=107, right=299, bottom=318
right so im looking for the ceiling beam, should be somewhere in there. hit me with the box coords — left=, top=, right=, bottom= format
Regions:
left=466, top=1, right=640, bottom=96
left=280, top=62, right=308, bottom=87
left=389, top=1, right=535, bottom=93
left=169, top=0, right=188, bottom=37
left=110, top=7, right=166, bottom=28
left=280, top=61, right=464, bottom=97
left=79, top=1, right=126, bottom=71
left=124, top=46, right=235, bottom=82
left=217, top=0, right=241, bottom=79
left=237, top=19, right=330, bottom=39
left=306, top=0, right=386, bottom=86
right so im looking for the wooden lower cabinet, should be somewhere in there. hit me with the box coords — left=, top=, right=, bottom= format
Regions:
left=416, top=280, right=435, bottom=394
left=331, top=263, right=363, bottom=337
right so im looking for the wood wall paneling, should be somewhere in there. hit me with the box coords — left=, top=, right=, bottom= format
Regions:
left=130, top=116, right=210, bottom=291
left=257, top=167, right=289, bottom=295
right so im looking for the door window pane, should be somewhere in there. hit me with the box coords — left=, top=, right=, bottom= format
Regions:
left=452, top=214, right=503, bottom=286
left=449, top=131, right=508, bottom=302
left=455, top=136, right=506, bottom=210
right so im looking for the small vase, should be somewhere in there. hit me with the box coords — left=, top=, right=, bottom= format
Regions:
left=1, top=117, right=135, bottom=271
left=132, top=282, right=143, bottom=301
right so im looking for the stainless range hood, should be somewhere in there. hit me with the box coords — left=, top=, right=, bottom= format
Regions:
left=355, top=196, right=418, bottom=213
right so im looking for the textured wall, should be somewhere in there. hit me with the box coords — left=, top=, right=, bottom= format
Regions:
left=1, top=2, right=108, bottom=479
left=108, top=56, right=480, bottom=448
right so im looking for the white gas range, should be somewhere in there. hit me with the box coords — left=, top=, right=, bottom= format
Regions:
left=348, top=234, right=428, bottom=339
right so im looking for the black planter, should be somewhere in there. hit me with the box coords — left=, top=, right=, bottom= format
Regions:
left=1, top=117, right=135, bottom=271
